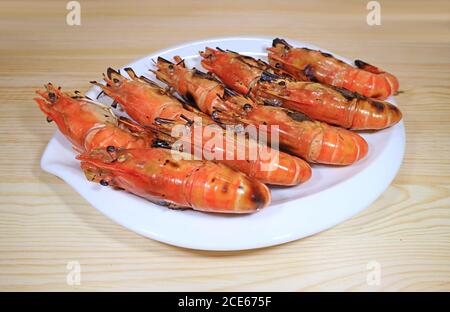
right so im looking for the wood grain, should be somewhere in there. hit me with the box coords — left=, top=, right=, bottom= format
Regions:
left=0, top=0, right=449, bottom=291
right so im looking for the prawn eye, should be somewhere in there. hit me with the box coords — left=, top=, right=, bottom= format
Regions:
left=243, top=103, right=253, bottom=111
left=48, top=92, right=56, bottom=103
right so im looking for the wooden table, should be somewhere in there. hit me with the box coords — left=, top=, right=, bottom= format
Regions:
left=1, top=0, right=449, bottom=291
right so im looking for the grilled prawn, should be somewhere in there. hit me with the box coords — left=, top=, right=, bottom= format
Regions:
left=267, top=38, right=399, bottom=100
left=78, top=148, right=270, bottom=213
left=35, top=83, right=152, bottom=152
left=200, top=47, right=402, bottom=130
left=155, top=56, right=368, bottom=165
left=92, top=68, right=311, bottom=185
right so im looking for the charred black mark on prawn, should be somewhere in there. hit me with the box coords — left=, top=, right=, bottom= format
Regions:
left=319, top=51, right=333, bottom=58
left=140, top=75, right=160, bottom=87
left=211, top=109, right=222, bottom=123
left=175, top=58, right=186, bottom=67
left=181, top=90, right=195, bottom=104
left=262, top=98, right=282, bottom=107
left=303, top=65, right=318, bottom=82
left=370, top=100, right=386, bottom=112
left=192, top=68, right=209, bottom=78
left=333, top=86, right=365, bottom=101
left=287, top=111, right=311, bottom=122
left=272, top=38, right=292, bottom=49
left=249, top=183, right=267, bottom=208
left=163, top=159, right=180, bottom=168
left=259, top=71, right=281, bottom=83
left=180, top=114, right=194, bottom=127
left=151, top=138, right=171, bottom=149
left=192, top=68, right=223, bottom=84
left=223, top=88, right=239, bottom=98
left=354, top=59, right=370, bottom=69
left=334, top=86, right=390, bottom=113
left=154, top=117, right=175, bottom=125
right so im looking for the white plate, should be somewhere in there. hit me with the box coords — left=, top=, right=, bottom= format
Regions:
left=41, top=36, right=405, bottom=251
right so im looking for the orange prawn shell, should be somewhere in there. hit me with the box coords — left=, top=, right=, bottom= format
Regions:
left=255, top=78, right=402, bottom=130
left=78, top=148, right=271, bottom=213
left=241, top=105, right=368, bottom=165
left=268, top=39, right=399, bottom=100
left=200, top=47, right=264, bottom=95
left=35, top=84, right=150, bottom=152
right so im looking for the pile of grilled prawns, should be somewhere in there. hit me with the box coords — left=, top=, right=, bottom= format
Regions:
left=35, top=38, right=402, bottom=214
